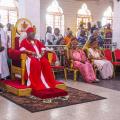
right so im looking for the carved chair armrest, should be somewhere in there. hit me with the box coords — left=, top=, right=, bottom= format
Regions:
left=70, top=60, right=74, bottom=68
left=8, top=48, right=27, bottom=60
left=88, top=58, right=94, bottom=64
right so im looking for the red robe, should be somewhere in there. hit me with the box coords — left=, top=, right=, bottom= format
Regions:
left=20, top=39, right=62, bottom=91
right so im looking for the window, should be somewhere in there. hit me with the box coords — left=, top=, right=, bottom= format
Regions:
left=0, top=0, right=18, bottom=25
left=77, top=3, right=92, bottom=29
left=102, top=6, right=113, bottom=26
left=46, top=0, right=64, bottom=34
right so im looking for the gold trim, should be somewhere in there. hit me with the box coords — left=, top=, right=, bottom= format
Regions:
left=55, top=84, right=67, bottom=91
left=6, top=85, right=32, bottom=96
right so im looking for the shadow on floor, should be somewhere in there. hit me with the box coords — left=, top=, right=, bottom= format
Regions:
left=56, top=71, right=120, bottom=91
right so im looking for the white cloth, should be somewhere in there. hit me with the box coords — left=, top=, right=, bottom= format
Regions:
left=94, top=59, right=113, bottom=79
left=32, top=42, right=41, bottom=59
left=76, top=30, right=81, bottom=39
left=89, top=48, right=113, bottom=79
left=0, top=28, right=10, bottom=78
left=19, top=32, right=27, bottom=44
left=52, top=34, right=63, bottom=45
left=0, top=28, right=7, bottom=48
left=45, top=32, right=53, bottom=45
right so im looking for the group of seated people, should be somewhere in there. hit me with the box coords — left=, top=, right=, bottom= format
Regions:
left=68, top=37, right=113, bottom=83
left=44, top=24, right=113, bottom=83
left=0, top=22, right=114, bottom=94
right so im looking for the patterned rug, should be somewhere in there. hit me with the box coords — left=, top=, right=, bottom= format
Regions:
left=0, top=87, right=106, bottom=113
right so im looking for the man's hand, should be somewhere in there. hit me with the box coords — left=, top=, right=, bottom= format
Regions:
left=0, top=47, right=4, bottom=52
left=31, top=52, right=37, bottom=57
left=27, top=50, right=36, bottom=57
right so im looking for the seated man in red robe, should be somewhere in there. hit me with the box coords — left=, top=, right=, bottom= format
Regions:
left=20, top=27, right=63, bottom=91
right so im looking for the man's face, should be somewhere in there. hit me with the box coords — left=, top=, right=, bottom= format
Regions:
left=27, top=32, right=35, bottom=40
left=93, top=30, right=99, bottom=37
left=92, top=40, right=98, bottom=48
left=7, top=24, right=11, bottom=30
left=54, top=29, right=59, bottom=35
left=71, top=40, right=78, bottom=48
left=49, top=27, right=52, bottom=33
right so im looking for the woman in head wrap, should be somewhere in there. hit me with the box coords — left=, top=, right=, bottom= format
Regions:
left=69, top=37, right=98, bottom=83
left=88, top=37, right=113, bottom=79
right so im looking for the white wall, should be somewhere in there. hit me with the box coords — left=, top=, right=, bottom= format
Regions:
left=113, top=0, right=120, bottom=48
left=18, top=0, right=40, bottom=38
left=18, top=0, right=112, bottom=40
left=40, top=0, right=113, bottom=39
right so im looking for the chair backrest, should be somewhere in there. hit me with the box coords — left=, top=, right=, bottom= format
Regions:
left=11, top=18, right=32, bottom=49
left=15, top=37, right=20, bottom=50
left=114, top=49, right=120, bottom=61
left=10, top=18, right=32, bottom=85
left=64, top=47, right=74, bottom=68
left=103, top=49, right=113, bottom=61
left=47, top=52, right=57, bottom=65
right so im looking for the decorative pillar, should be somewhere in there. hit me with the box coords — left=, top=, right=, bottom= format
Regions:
left=112, top=0, right=120, bottom=48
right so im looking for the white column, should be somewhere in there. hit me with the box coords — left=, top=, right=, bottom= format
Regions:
left=18, top=0, right=40, bottom=38
left=18, top=0, right=26, bottom=18
left=112, top=0, right=120, bottom=48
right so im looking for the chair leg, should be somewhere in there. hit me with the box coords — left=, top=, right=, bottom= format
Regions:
left=113, top=66, right=116, bottom=78
left=53, top=70, right=56, bottom=80
left=21, top=68, right=25, bottom=85
left=11, top=67, right=15, bottom=80
left=74, top=70, right=77, bottom=81
left=64, top=68, right=67, bottom=81
left=11, top=72, right=15, bottom=80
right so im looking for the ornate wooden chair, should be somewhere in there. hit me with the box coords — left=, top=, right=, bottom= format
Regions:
left=65, top=47, right=79, bottom=81
left=103, top=48, right=115, bottom=77
left=8, top=18, right=67, bottom=92
left=113, top=49, right=120, bottom=75
left=8, top=18, right=32, bottom=85
left=103, top=49, right=113, bottom=62
left=46, top=51, right=67, bottom=80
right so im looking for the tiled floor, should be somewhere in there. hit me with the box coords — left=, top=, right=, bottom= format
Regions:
left=0, top=80, right=120, bottom=120
left=92, top=79, right=120, bottom=91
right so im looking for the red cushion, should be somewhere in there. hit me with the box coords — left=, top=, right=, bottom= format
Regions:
left=104, top=49, right=112, bottom=61
left=8, top=48, right=21, bottom=60
left=112, top=62, right=120, bottom=65
left=32, top=88, right=68, bottom=99
left=114, top=49, right=120, bottom=61
left=0, top=80, right=29, bottom=89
